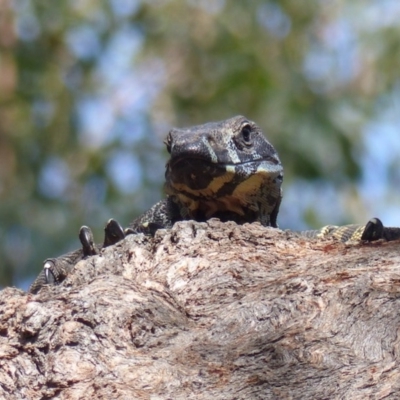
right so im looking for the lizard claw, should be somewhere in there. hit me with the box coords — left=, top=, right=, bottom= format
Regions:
left=29, top=225, right=99, bottom=293
left=103, top=219, right=125, bottom=247
left=44, top=259, right=57, bottom=284
left=79, top=225, right=98, bottom=256
left=361, top=217, right=384, bottom=241
left=125, top=222, right=163, bottom=236
left=29, top=253, right=79, bottom=293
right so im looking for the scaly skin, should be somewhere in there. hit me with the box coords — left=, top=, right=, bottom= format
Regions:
left=128, top=116, right=283, bottom=233
left=29, top=219, right=124, bottom=294
left=29, top=116, right=400, bottom=293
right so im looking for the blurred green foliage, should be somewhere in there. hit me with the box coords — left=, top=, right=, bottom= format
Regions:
left=1, top=0, right=400, bottom=288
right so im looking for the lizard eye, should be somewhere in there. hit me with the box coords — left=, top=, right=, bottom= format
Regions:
left=240, top=123, right=253, bottom=144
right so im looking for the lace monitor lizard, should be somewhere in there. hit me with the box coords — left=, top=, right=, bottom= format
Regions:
left=29, top=115, right=400, bottom=294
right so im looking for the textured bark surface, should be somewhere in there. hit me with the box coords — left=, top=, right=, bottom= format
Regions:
left=1, top=219, right=400, bottom=399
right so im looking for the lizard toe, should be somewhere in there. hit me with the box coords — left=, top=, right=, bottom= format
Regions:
left=103, top=219, right=125, bottom=247
left=79, top=225, right=98, bottom=256
left=44, top=259, right=58, bottom=284
left=361, top=217, right=384, bottom=241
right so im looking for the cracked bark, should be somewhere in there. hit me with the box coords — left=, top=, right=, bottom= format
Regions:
left=1, top=219, right=400, bottom=399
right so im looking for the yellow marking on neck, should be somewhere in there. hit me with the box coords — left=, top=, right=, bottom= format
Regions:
left=168, top=170, right=235, bottom=198
left=232, top=172, right=269, bottom=198
left=175, top=193, right=247, bottom=217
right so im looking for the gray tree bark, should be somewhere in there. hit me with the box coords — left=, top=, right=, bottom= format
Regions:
left=1, top=219, right=400, bottom=399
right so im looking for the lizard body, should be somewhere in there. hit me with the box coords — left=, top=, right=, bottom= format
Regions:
left=29, top=116, right=400, bottom=293
left=129, top=116, right=283, bottom=233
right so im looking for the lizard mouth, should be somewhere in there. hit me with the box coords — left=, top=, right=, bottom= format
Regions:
left=166, top=157, right=283, bottom=193
left=168, top=154, right=280, bottom=170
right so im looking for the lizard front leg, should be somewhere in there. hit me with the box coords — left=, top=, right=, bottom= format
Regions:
left=29, top=225, right=93, bottom=294
left=29, top=219, right=125, bottom=294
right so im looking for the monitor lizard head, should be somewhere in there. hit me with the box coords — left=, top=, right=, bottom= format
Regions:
left=164, top=115, right=283, bottom=227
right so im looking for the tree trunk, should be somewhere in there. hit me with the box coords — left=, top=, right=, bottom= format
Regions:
left=1, top=219, right=400, bottom=399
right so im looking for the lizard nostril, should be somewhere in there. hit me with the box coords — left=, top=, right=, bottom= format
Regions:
left=207, top=134, right=216, bottom=145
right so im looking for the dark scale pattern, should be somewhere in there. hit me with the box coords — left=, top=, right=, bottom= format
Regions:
left=29, top=116, right=400, bottom=293
left=29, top=219, right=125, bottom=293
